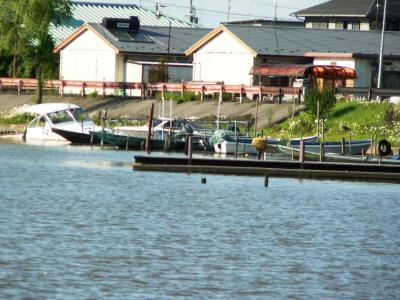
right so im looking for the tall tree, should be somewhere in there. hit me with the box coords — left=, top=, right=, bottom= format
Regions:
left=0, top=0, right=71, bottom=103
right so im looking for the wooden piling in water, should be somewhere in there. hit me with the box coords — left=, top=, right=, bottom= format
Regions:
left=188, top=135, right=193, bottom=159
left=341, top=137, right=345, bottom=155
left=299, top=140, right=305, bottom=163
left=145, top=103, right=154, bottom=152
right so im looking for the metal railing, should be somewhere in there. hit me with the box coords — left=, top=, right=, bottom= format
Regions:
left=0, top=77, right=302, bottom=104
left=336, top=87, right=400, bottom=99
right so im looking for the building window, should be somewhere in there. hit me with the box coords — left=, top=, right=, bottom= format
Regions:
left=335, top=21, right=344, bottom=29
left=353, top=21, right=360, bottom=30
left=344, top=21, right=360, bottom=30
left=312, top=21, right=328, bottom=29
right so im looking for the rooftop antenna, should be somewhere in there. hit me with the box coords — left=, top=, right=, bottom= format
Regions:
left=155, top=2, right=166, bottom=19
left=377, top=0, right=387, bottom=89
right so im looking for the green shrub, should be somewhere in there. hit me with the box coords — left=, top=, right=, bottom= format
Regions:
left=158, top=91, right=200, bottom=104
left=304, top=88, right=336, bottom=119
left=0, top=113, right=33, bottom=125
left=88, top=90, right=99, bottom=98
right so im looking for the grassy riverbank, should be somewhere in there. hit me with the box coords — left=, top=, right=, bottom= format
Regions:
left=0, top=93, right=300, bottom=130
left=262, top=100, right=400, bottom=146
left=0, top=93, right=399, bottom=147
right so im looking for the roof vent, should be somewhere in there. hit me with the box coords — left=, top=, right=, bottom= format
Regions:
left=102, top=16, right=140, bottom=31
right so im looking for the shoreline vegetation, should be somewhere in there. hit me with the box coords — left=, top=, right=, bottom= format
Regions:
left=0, top=92, right=399, bottom=148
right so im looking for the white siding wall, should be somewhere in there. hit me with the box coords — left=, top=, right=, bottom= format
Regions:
left=125, top=62, right=143, bottom=97
left=313, top=57, right=356, bottom=69
left=60, top=30, right=117, bottom=94
left=360, top=21, right=370, bottom=31
left=192, top=31, right=254, bottom=85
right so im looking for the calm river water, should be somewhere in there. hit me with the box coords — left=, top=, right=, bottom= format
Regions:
left=0, top=139, right=399, bottom=299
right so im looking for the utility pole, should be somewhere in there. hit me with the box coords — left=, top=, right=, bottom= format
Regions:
left=377, top=0, right=387, bottom=89
left=166, top=21, right=171, bottom=82
left=273, top=0, right=280, bottom=55
left=189, top=0, right=193, bottom=21
left=188, top=0, right=198, bottom=23
left=227, top=0, right=231, bottom=22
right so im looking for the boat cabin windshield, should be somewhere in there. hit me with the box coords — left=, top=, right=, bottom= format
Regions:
left=47, top=108, right=89, bottom=124
left=48, top=110, right=74, bottom=124
left=70, top=108, right=90, bottom=122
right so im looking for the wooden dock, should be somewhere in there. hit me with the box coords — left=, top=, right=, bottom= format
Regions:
left=133, top=156, right=400, bottom=183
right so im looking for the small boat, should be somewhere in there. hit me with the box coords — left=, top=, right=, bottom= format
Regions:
left=277, top=144, right=399, bottom=164
left=288, top=139, right=372, bottom=155
left=211, top=130, right=317, bottom=155
left=51, top=127, right=102, bottom=144
left=22, top=103, right=99, bottom=142
left=113, top=117, right=199, bottom=138
left=91, top=131, right=186, bottom=151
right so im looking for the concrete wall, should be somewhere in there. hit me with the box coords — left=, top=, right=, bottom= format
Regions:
left=192, top=31, right=254, bottom=85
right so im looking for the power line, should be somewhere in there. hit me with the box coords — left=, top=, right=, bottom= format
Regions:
left=138, top=0, right=304, bottom=19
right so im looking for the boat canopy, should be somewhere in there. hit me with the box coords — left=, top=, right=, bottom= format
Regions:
left=22, top=103, right=80, bottom=115
left=250, top=64, right=357, bottom=79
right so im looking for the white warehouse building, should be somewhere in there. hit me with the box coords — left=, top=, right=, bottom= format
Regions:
left=54, top=17, right=210, bottom=95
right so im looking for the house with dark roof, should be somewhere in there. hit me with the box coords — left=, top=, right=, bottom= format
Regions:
left=222, top=19, right=303, bottom=28
left=292, top=0, right=400, bottom=31
left=50, top=1, right=199, bottom=43
left=54, top=17, right=210, bottom=95
left=185, top=24, right=400, bottom=90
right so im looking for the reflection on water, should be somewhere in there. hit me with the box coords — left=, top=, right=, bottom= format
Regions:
left=0, top=140, right=399, bottom=299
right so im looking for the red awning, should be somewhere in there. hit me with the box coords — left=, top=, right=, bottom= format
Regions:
left=250, top=64, right=357, bottom=79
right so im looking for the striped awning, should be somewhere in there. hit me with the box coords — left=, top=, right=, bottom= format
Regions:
left=250, top=64, right=357, bottom=79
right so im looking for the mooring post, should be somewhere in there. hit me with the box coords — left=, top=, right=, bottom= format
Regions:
left=299, top=139, right=305, bottom=163
left=264, top=172, right=269, bottom=188
left=321, top=119, right=325, bottom=160
left=188, top=135, right=193, bottom=159
left=341, top=137, right=345, bottom=155
left=145, top=103, right=154, bottom=152
left=235, top=133, right=239, bottom=159
left=126, top=135, right=130, bottom=151
left=349, top=130, right=352, bottom=155
left=90, top=132, right=94, bottom=150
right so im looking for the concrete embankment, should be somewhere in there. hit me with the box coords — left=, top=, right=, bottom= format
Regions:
left=0, top=93, right=302, bottom=129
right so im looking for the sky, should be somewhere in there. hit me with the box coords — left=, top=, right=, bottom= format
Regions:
left=75, top=0, right=327, bottom=27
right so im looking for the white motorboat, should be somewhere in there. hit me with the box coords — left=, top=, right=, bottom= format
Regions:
left=211, top=130, right=317, bottom=155
left=22, top=103, right=98, bottom=142
left=113, top=117, right=212, bottom=139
